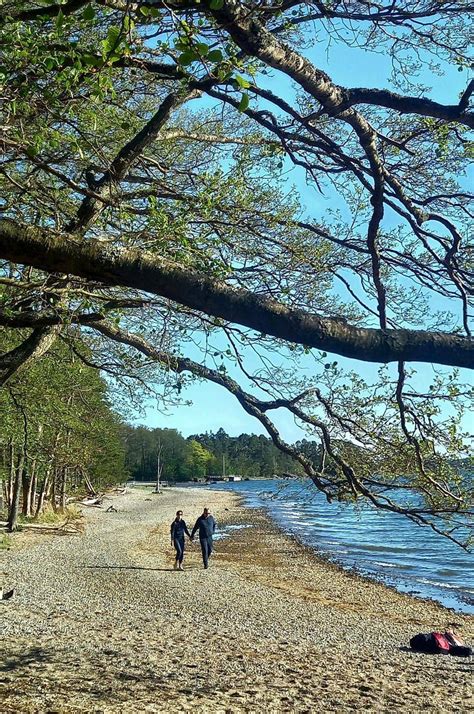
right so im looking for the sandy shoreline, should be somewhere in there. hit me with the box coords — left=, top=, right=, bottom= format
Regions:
left=1, top=486, right=473, bottom=712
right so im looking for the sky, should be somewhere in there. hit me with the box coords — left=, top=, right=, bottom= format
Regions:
left=134, top=19, right=472, bottom=442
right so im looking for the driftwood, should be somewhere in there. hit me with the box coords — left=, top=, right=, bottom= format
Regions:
left=0, top=519, right=82, bottom=534
left=83, top=473, right=97, bottom=497
left=80, top=496, right=103, bottom=507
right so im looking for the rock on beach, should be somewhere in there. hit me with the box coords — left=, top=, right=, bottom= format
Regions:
left=1, top=487, right=473, bottom=713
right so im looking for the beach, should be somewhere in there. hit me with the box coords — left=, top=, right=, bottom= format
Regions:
left=1, top=486, right=473, bottom=713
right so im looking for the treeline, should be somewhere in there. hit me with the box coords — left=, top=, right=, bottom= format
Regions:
left=123, top=426, right=304, bottom=481
left=0, top=334, right=127, bottom=530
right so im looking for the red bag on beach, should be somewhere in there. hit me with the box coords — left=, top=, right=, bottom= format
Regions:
left=410, top=631, right=472, bottom=657
left=431, top=632, right=451, bottom=654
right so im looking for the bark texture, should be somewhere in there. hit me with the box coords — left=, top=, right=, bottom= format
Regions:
left=0, top=219, right=472, bottom=368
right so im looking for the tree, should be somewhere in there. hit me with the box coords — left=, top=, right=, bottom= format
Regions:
left=123, top=426, right=196, bottom=481
left=186, top=440, right=214, bottom=477
left=0, top=1, right=472, bottom=545
left=0, top=335, right=127, bottom=529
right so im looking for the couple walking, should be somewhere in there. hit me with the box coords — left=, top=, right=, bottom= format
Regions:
left=170, top=507, right=216, bottom=570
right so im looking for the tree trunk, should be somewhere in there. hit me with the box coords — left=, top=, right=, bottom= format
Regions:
left=22, top=462, right=32, bottom=517
left=59, top=467, right=67, bottom=511
left=7, top=441, right=15, bottom=507
left=1, top=219, right=473, bottom=369
left=7, top=453, right=24, bottom=532
left=27, top=423, right=42, bottom=516
left=35, top=472, right=50, bottom=518
left=28, top=459, right=38, bottom=516
left=50, top=470, right=58, bottom=512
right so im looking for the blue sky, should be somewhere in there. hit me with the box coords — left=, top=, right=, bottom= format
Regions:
left=135, top=27, right=472, bottom=441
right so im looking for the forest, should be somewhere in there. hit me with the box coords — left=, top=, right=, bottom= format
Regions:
left=0, top=333, right=127, bottom=530
left=0, top=1, right=472, bottom=547
left=123, top=425, right=305, bottom=482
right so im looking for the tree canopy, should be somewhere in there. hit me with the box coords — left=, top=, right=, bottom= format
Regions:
left=0, top=1, right=472, bottom=545
left=123, top=425, right=301, bottom=481
left=0, top=332, right=127, bottom=529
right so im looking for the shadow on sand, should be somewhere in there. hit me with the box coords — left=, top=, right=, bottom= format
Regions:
left=81, top=564, right=200, bottom=572
left=1, top=646, right=54, bottom=672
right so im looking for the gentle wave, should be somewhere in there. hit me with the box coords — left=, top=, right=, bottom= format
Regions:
left=210, top=478, right=474, bottom=615
left=374, top=562, right=400, bottom=568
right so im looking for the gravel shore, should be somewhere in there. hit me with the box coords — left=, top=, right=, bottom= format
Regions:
left=1, top=486, right=473, bottom=713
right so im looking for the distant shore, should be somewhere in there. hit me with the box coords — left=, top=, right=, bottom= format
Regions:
left=1, top=487, right=473, bottom=712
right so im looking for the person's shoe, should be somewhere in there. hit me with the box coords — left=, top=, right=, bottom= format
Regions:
left=178, top=564, right=184, bottom=571
left=204, top=565, right=208, bottom=569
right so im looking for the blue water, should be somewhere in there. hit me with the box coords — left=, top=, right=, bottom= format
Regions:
left=209, top=478, right=474, bottom=615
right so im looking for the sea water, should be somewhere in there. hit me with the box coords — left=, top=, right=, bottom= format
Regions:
left=209, top=478, right=474, bottom=615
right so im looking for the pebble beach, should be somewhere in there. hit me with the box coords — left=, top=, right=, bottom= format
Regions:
left=1, top=487, right=473, bottom=713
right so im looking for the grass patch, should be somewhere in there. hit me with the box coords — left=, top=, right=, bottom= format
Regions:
left=16, top=504, right=83, bottom=526
left=35, top=505, right=83, bottom=524
left=0, top=533, right=12, bottom=550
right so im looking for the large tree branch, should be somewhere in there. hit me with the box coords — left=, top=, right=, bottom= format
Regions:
left=90, top=320, right=472, bottom=547
left=67, top=90, right=199, bottom=233
left=0, top=327, right=59, bottom=387
left=0, top=310, right=105, bottom=328
left=346, top=87, right=474, bottom=129
left=1, top=219, right=472, bottom=368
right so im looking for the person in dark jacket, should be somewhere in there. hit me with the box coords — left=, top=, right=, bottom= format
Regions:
left=190, top=508, right=216, bottom=569
left=170, top=510, right=191, bottom=570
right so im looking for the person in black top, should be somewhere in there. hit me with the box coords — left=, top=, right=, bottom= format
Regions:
left=190, top=507, right=216, bottom=569
left=170, top=510, right=191, bottom=570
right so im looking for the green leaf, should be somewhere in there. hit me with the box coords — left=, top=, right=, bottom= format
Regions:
left=210, top=0, right=224, bottom=9
left=196, top=42, right=209, bottom=57
left=235, top=74, right=250, bottom=89
left=102, top=26, right=123, bottom=57
left=124, top=16, right=135, bottom=32
left=174, top=38, right=189, bottom=51
left=107, top=25, right=122, bottom=47
left=207, top=49, right=223, bottom=62
left=238, top=93, right=249, bottom=112
left=83, top=4, right=95, bottom=21
left=82, top=54, right=102, bottom=67
left=178, top=50, right=198, bottom=66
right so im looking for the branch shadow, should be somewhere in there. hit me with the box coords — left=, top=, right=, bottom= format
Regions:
left=1, top=646, right=54, bottom=672
left=81, top=565, right=201, bottom=572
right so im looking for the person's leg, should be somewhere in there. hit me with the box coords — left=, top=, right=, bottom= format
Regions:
left=174, top=537, right=184, bottom=566
left=207, top=536, right=213, bottom=559
left=178, top=536, right=185, bottom=569
left=200, top=537, right=209, bottom=568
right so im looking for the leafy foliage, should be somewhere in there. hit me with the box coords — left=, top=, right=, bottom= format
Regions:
left=0, top=333, right=127, bottom=523
left=0, top=0, right=472, bottom=546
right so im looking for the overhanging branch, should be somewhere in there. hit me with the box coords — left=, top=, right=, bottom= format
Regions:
left=1, top=219, right=472, bottom=368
